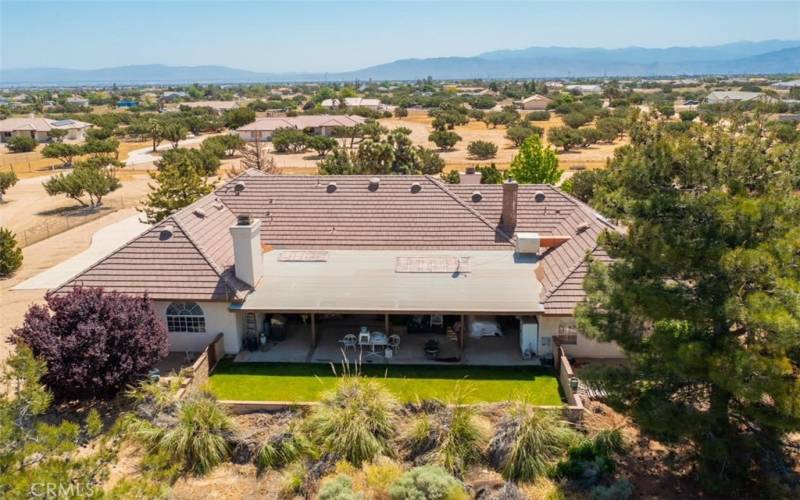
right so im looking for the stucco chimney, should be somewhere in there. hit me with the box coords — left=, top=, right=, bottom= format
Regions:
left=229, top=215, right=263, bottom=287
left=501, top=180, right=518, bottom=229
left=459, top=167, right=482, bottom=185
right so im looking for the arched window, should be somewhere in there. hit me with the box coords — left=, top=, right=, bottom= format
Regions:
left=165, top=302, right=206, bottom=333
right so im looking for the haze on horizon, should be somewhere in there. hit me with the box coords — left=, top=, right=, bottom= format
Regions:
left=2, top=0, right=798, bottom=73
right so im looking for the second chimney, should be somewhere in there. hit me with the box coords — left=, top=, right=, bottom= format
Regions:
left=229, top=215, right=263, bottom=287
left=501, top=180, right=518, bottom=229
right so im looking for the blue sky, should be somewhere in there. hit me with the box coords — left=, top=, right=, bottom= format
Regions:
left=1, top=1, right=798, bottom=72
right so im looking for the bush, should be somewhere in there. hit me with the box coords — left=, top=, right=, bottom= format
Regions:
left=429, top=130, right=461, bottom=151
left=467, top=140, right=498, bottom=160
left=222, top=106, right=256, bottom=129
left=0, top=170, right=18, bottom=202
left=436, top=405, right=485, bottom=475
left=562, top=112, right=591, bottom=129
left=553, top=429, right=625, bottom=488
left=418, top=147, right=445, bottom=175
left=679, top=110, right=699, bottom=122
left=394, top=107, right=409, bottom=118
left=158, top=147, right=220, bottom=177
left=318, top=475, right=363, bottom=500
left=488, top=406, right=580, bottom=483
left=547, top=127, right=583, bottom=151
left=6, top=135, right=37, bottom=153
left=476, top=164, right=506, bottom=184
left=389, top=465, right=468, bottom=500
left=0, top=227, right=23, bottom=277
left=272, top=128, right=308, bottom=153
left=506, top=124, right=544, bottom=147
left=508, top=135, right=561, bottom=185
left=307, top=135, right=338, bottom=157
left=11, top=286, right=168, bottom=399
left=305, top=375, right=399, bottom=466
left=441, top=170, right=460, bottom=184
left=134, top=393, right=233, bottom=475
left=590, top=479, right=633, bottom=500
left=527, top=111, right=550, bottom=121
left=201, top=134, right=245, bottom=158
left=256, top=432, right=308, bottom=470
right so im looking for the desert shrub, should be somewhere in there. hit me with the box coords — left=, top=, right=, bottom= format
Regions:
left=562, top=112, right=591, bottom=129
left=318, top=475, right=363, bottom=500
left=272, top=127, right=309, bottom=153
left=6, top=135, right=37, bottom=153
left=553, top=429, right=625, bottom=488
left=437, top=405, right=485, bottom=475
left=394, top=107, right=409, bottom=118
left=157, top=147, right=220, bottom=176
left=11, top=286, right=168, bottom=399
left=489, top=406, right=580, bottom=483
left=305, top=375, right=399, bottom=466
left=389, top=465, right=468, bottom=500
left=0, top=170, right=18, bottom=202
left=589, top=479, right=633, bottom=500
left=467, top=140, right=498, bottom=160
left=429, top=130, right=461, bottom=151
left=201, top=134, right=245, bottom=158
left=527, top=110, right=551, bottom=121
left=133, top=393, right=233, bottom=475
left=0, top=227, right=23, bottom=277
left=506, top=124, right=544, bottom=147
left=282, top=461, right=307, bottom=496
left=363, top=458, right=404, bottom=497
left=256, top=431, right=308, bottom=470
left=679, top=110, right=699, bottom=122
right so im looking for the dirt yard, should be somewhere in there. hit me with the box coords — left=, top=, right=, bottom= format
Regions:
left=0, top=140, right=152, bottom=178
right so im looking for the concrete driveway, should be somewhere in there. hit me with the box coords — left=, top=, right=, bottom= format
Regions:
left=125, top=134, right=212, bottom=166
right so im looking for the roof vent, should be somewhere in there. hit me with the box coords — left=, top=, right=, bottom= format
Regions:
left=534, top=191, right=546, bottom=202
left=410, top=182, right=421, bottom=193
left=233, top=182, right=246, bottom=195
left=576, top=221, right=591, bottom=233
left=471, top=191, right=482, bottom=202
left=368, top=177, right=380, bottom=191
left=326, top=181, right=337, bottom=193
left=160, top=225, right=174, bottom=240
left=237, top=214, right=252, bottom=226
left=193, top=208, right=206, bottom=218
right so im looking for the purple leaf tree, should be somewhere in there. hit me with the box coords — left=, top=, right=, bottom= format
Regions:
left=11, top=286, right=169, bottom=400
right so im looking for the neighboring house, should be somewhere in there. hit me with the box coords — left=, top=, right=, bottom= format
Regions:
left=771, top=79, right=800, bottom=91
left=160, top=91, right=189, bottom=102
left=236, top=115, right=366, bottom=141
left=565, top=84, right=602, bottom=95
left=321, top=97, right=384, bottom=111
left=516, top=94, right=553, bottom=111
left=57, top=172, right=624, bottom=363
left=116, top=99, right=139, bottom=108
left=705, top=91, right=777, bottom=104
left=65, top=96, right=90, bottom=107
left=0, top=117, right=91, bottom=143
left=178, top=100, right=240, bottom=114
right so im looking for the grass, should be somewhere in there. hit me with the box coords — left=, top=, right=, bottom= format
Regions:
left=208, top=361, right=562, bottom=405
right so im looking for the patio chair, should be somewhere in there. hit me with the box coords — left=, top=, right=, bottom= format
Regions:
left=388, top=334, right=401, bottom=353
left=340, top=334, right=358, bottom=352
left=358, top=331, right=372, bottom=347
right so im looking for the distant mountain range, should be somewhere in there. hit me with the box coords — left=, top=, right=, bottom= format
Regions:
left=2, top=40, right=798, bottom=86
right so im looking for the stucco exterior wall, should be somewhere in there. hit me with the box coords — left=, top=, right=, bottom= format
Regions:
left=537, top=315, right=624, bottom=359
left=153, top=300, right=242, bottom=355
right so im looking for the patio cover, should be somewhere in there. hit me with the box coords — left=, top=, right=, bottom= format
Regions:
left=232, top=250, right=545, bottom=314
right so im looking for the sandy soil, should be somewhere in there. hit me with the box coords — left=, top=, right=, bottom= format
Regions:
left=0, top=140, right=152, bottom=178
left=0, top=171, right=151, bottom=245
left=0, top=208, right=142, bottom=365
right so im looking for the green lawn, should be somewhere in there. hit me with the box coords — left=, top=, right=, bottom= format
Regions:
left=208, top=361, right=563, bottom=405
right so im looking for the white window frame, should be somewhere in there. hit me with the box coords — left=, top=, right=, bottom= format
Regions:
left=165, top=302, right=206, bottom=333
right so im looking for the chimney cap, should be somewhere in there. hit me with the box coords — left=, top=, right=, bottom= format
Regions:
left=368, top=177, right=380, bottom=190
left=237, top=214, right=252, bottom=226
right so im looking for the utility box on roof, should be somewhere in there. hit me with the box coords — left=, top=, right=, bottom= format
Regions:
left=516, top=232, right=540, bottom=254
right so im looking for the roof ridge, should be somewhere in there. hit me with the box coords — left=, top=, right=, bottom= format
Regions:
left=426, top=175, right=515, bottom=246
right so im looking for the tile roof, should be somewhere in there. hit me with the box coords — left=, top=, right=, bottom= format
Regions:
left=236, top=115, right=365, bottom=132
left=0, top=117, right=91, bottom=133
left=57, top=171, right=616, bottom=313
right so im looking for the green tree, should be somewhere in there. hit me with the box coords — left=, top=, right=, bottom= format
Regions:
left=47, top=128, right=68, bottom=143
left=42, top=143, right=83, bottom=167
left=418, top=148, right=445, bottom=175
left=148, top=119, right=163, bottom=152
left=467, top=140, right=498, bottom=160
left=476, top=164, right=506, bottom=184
left=394, top=106, right=409, bottom=118
left=201, top=134, right=245, bottom=158
left=161, top=122, right=187, bottom=149
left=0, top=171, right=19, bottom=203
left=43, top=158, right=121, bottom=207
left=548, top=126, right=582, bottom=151
left=272, top=128, right=308, bottom=153
left=576, top=116, right=800, bottom=494
left=157, top=148, right=220, bottom=177
left=222, top=107, right=255, bottom=129
left=6, top=136, right=37, bottom=153
left=142, top=159, right=214, bottom=223
left=428, top=130, right=461, bottom=151
left=307, top=135, right=338, bottom=157
left=82, top=137, right=120, bottom=160
left=506, top=124, right=543, bottom=147
left=508, top=135, right=561, bottom=184
left=0, top=227, right=23, bottom=277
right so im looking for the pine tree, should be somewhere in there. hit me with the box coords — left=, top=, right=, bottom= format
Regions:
left=576, top=115, right=800, bottom=494
left=141, top=159, right=214, bottom=223
left=0, top=227, right=23, bottom=277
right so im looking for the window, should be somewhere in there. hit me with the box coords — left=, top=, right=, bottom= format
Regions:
left=555, top=323, right=578, bottom=345
left=166, top=302, right=206, bottom=333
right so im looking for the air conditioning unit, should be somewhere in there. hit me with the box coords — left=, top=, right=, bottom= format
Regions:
left=516, top=232, right=540, bottom=254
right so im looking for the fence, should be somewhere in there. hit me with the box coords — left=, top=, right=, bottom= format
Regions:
left=14, top=195, right=135, bottom=248
left=176, top=333, right=226, bottom=399
left=556, top=346, right=585, bottom=421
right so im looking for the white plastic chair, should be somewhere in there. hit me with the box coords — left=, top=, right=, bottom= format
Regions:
left=340, top=334, right=357, bottom=352
left=388, top=334, right=401, bottom=353
left=358, top=331, right=371, bottom=347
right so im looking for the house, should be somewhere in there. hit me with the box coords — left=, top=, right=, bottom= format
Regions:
left=321, top=97, right=384, bottom=111
left=236, top=115, right=366, bottom=141
left=771, top=79, right=800, bottom=91
left=565, top=84, right=602, bottom=95
left=65, top=96, right=90, bottom=107
left=56, top=172, right=624, bottom=364
left=178, top=100, right=240, bottom=114
left=0, top=117, right=92, bottom=143
left=116, top=99, right=140, bottom=108
left=160, top=91, right=189, bottom=102
left=516, top=94, right=553, bottom=111
left=705, top=91, right=777, bottom=105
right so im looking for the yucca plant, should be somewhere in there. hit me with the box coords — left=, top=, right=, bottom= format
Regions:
left=305, top=375, right=399, bottom=466
left=256, top=432, right=309, bottom=471
left=489, top=405, right=579, bottom=483
left=436, top=404, right=484, bottom=475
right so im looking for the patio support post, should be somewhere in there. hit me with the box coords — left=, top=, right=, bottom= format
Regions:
left=459, top=313, right=465, bottom=351
left=385, top=314, right=390, bottom=335
left=311, top=313, right=317, bottom=347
